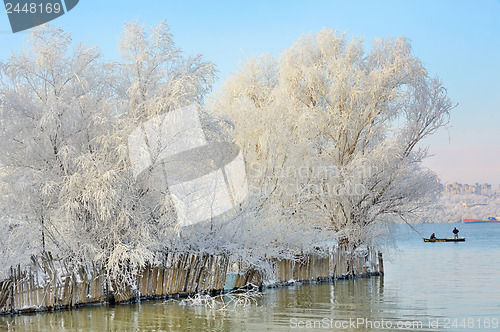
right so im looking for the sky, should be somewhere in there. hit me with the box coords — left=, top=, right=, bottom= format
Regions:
left=1, top=0, right=499, bottom=188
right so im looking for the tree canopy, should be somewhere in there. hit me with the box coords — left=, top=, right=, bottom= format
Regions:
left=0, top=24, right=454, bottom=281
left=212, top=29, right=454, bottom=247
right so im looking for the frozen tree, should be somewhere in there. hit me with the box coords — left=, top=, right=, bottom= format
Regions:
left=0, top=21, right=217, bottom=282
left=0, top=26, right=112, bottom=258
left=422, top=192, right=500, bottom=223
left=211, top=29, right=455, bottom=249
left=0, top=23, right=455, bottom=284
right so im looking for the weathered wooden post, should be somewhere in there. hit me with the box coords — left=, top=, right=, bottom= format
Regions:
left=377, top=252, right=384, bottom=275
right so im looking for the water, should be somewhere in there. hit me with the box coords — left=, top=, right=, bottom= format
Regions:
left=1, top=222, right=499, bottom=331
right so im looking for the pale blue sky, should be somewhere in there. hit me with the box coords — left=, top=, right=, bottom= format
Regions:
left=1, top=0, right=499, bottom=186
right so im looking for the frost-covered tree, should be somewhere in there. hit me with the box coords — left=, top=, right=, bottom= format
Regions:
left=0, top=23, right=455, bottom=283
left=422, top=192, right=500, bottom=223
left=0, top=26, right=112, bottom=258
left=212, top=29, right=455, bottom=248
left=0, top=21, right=216, bottom=281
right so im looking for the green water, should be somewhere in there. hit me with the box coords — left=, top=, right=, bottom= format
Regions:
left=1, top=222, right=499, bottom=331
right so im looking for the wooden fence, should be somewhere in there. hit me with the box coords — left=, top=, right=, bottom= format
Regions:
left=0, top=244, right=383, bottom=315
left=231, top=244, right=382, bottom=288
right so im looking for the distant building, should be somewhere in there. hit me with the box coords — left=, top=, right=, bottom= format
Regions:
left=442, top=181, right=493, bottom=195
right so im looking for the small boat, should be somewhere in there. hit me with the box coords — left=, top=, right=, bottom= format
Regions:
left=423, top=238, right=465, bottom=242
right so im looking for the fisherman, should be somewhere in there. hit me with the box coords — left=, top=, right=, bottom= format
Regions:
left=452, top=227, right=459, bottom=239
left=430, top=233, right=437, bottom=240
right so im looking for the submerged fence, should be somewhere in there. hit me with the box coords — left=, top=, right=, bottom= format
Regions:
left=0, top=244, right=383, bottom=314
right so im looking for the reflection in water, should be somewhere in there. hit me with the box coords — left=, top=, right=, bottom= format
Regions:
left=0, top=277, right=439, bottom=332
left=3, top=222, right=499, bottom=331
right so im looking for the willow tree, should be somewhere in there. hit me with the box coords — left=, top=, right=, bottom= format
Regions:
left=0, top=21, right=216, bottom=280
left=0, top=26, right=112, bottom=261
left=212, top=29, right=455, bottom=248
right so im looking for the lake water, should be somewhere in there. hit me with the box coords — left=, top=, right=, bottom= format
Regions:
left=1, top=222, right=499, bottom=331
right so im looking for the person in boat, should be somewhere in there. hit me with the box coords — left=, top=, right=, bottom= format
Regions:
left=430, top=233, right=437, bottom=240
left=452, top=227, right=459, bottom=239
